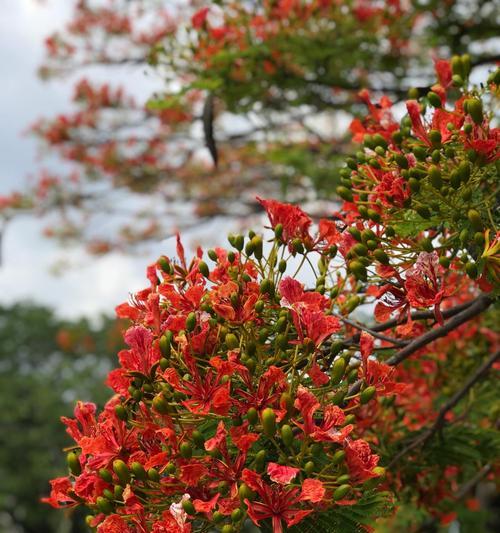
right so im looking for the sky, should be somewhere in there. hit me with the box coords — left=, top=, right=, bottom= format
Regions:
left=0, top=0, right=196, bottom=320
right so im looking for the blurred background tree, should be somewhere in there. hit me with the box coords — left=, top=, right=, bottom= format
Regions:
left=0, top=303, right=124, bottom=533
left=1, top=0, right=498, bottom=256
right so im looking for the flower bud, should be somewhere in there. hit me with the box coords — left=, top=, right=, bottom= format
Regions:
left=330, top=357, right=346, bottom=385
left=66, top=451, right=81, bottom=476
left=182, top=499, right=196, bottom=515
left=225, top=333, right=239, bottom=350
left=467, top=209, right=483, bottom=231
left=115, top=404, right=128, bottom=421
left=466, top=98, right=483, bottom=124
left=427, top=91, right=441, bottom=108
left=179, top=442, right=193, bottom=459
left=96, top=496, right=113, bottom=514
left=198, top=260, right=209, bottom=278
left=261, top=408, right=276, bottom=437
left=360, top=386, right=377, bottom=404
left=131, top=462, right=147, bottom=481
left=336, top=186, right=353, bottom=202
left=373, top=249, right=390, bottom=265
left=113, top=459, right=131, bottom=485
left=428, top=165, right=442, bottom=189
left=231, top=508, right=243, bottom=522
left=147, top=467, right=160, bottom=482
left=247, top=407, right=259, bottom=425
left=239, top=483, right=256, bottom=500
left=186, top=312, right=196, bottom=332
left=99, top=468, right=113, bottom=483
left=304, top=461, right=315, bottom=475
left=152, top=394, right=170, bottom=414
left=331, top=450, right=346, bottom=465
left=281, top=424, right=294, bottom=447
left=333, top=484, right=351, bottom=501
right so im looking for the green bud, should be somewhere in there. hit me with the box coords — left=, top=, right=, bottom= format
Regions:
left=467, top=209, right=483, bottom=231
left=96, top=496, right=113, bottom=514
left=428, top=165, right=442, bottom=189
left=147, top=467, right=160, bottom=482
left=333, top=484, right=351, bottom=501
left=427, top=91, right=442, bottom=108
left=67, top=451, right=81, bottom=476
left=198, top=260, right=209, bottom=277
left=274, top=223, right=283, bottom=239
left=182, top=499, right=196, bottom=515
left=225, top=333, right=239, bottom=350
left=231, top=508, right=243, bottom=522
left=112, top=459, right=131, bottom=485
left=261, top=408, right=276, bottom=437
left=330, top=357, right=346, bottom=385
left=466, top=98, right=483, bottom=125
left=373, top=249, right=390, bottom=265
left=131, top=462, right=147, bottom=481
left=239, top=483, right=255, bottom=500
left=336, top=186, right=353, bottom=202
left=247, top=407, right=259, bottom=425
left=331, top=450, right=346, bottom=465
left=281, top=424, right=294, bottom=447
left=360, top=386, right=377, bottom=404
left=465, top=262, right=478, bottom=279
left=99, top=468, right=113, bottom=483
left=186, top=312, right=196, bottom=332
left=115, top=404, right=128, bottom=421
left=152, top=394, right=170, bottom=414
left=439, top=256, right=450, bottom=269
left=179, top=442, right=193, bottom=459
left=429, top=130, right=442, bottom=147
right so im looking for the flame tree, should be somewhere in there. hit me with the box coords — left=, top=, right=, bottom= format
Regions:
left=43, top=48, right=500, bottom=532
left=1, top=0, right=499, bottom=254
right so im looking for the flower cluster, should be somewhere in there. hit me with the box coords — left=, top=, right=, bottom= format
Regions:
left=44, top=60, right=499, bottom=532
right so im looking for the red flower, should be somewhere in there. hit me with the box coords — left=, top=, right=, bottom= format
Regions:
left=242, top=469, right=313, bottom=533
left=267, top=463, right=300, bottom=484
left=404, top=252, right=445, bottom=323
left=434, top=59, right=452, bottom=89
left=258, top=197, right=312, bottom=245
left=191, top=7, right=210, bottom=29
left=345, top=439, right=379, bottom=482
left=294, top=386, right=353, bottom=443
left=41, top=477, right=78, bottom=508
left=300, top=478, right=325, bottom=503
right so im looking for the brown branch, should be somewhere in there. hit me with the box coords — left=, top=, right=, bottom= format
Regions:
left=344, top=295, right=493, bottom=399
left=387, top=349, right=500, bottom=468
left=334, top=314, right=409, bottom=347
left=455, top=464, right=492, bottom=500
left=337, top=297, right=478, bottom=352
left=386, top=295, right=492, bottom=366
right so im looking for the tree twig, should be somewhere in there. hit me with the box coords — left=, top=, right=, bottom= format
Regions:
left=386, top=295, right=493, bottom=366
left=455, top=464, right=492, bottom=500
left=387, top=349, right=500, bottom=468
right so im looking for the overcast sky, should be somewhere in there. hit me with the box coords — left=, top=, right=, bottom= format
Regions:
left=0, top=0, right=185, bottom=320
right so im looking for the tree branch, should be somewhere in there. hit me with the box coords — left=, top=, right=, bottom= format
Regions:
left=387, top=349, right=500, bottom=468
left=386, top=295, right=492, bottom=366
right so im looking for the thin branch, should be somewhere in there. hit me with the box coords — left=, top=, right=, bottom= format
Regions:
left=386, top=295, right=493, bottom=366
left=455, top=464, right=492, bottom=500
left=334, top=313, right=409, bottom=347
left=387, top=349, right=500, bottom=468
left=344, top=295, right=493, bottom=398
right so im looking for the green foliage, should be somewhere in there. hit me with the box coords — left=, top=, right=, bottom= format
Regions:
left=259, top=491, right=394, bottom=533
left=0, top=303, right=121, bottom=533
